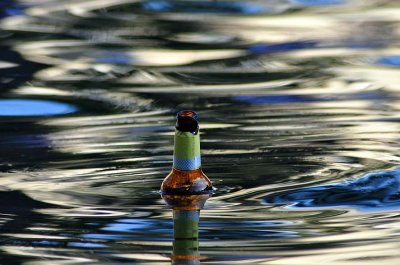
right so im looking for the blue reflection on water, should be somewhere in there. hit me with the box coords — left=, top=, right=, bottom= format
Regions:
left=264, top=168, right=400, bottom=211
left=203, top=220, right=291, bottom=227
left=5, top=7, right=24, bottom=16
left=83, top=233, right=132, bottom=240
left=0, top=99, right=78, bottom=116
left=234, top=95, right=320, bottom=104
left=0, top=0, right=25, bottom=18
left=248, top=41, right=317, bottom=54
left=102, top=219, right=152, bottom=232
left=81, top=218, right=172, bottom=241
left=233, top=92, right=392, bottom=105
left=68, top=242, right=107, bottom=248
left=290, top=0, right=344, bottom=6
left=142, top=0, right=266, bottom=14
left=95, top=52, right=131, bottom=64
left=375, top=56, right=400, bottom=67
left=32, top=240, right=61, bottom=246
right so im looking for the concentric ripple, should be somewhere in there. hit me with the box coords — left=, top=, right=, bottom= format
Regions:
left=264, top=168, right=400, bottom=211
left=1, top=0, right=400, bottom=264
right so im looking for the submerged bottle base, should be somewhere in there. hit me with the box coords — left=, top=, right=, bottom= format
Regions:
left=161, top=168, right=214, bottom=210
left=162, top=194, right=211, bottom=211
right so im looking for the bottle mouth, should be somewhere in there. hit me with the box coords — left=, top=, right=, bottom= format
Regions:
left=176, top=110, right=199, bottom=134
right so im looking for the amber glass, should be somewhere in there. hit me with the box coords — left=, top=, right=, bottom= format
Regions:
left=161, top=168, right=212, bottom=195
left=161, top=168, right=213, bottom=210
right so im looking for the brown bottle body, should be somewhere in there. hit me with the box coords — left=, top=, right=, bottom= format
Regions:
left=161, top=168, right=213, bottom=195
left=161, top=168, right=213, bottom=211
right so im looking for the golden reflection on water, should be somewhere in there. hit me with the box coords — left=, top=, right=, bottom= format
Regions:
left=1, top=0, right=400, bottom=264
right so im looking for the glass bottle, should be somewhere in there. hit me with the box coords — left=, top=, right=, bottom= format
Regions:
left=161, top=110, right=214, bottom=265
left=161, top=110, right=213, bottom=198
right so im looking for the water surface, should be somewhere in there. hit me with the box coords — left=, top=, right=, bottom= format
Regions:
left=1, top=0, right=400, bottom=264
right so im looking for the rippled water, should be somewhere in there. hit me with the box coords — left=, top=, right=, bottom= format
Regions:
left=1, top=0, right=400, bottom=264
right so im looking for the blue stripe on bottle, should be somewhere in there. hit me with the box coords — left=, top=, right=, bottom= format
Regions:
left=173, top=155, right=201, bottom=171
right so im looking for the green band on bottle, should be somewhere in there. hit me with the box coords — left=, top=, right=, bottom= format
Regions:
left=174, top=130, right=200, bottom=160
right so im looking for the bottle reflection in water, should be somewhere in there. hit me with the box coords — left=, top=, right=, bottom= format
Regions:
left=172, top=209, right=200, bottom=265
left=161, top=110, right=214, bottom=265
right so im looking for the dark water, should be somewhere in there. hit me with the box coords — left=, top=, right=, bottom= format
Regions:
left=1, top=0, right=400, bottom=264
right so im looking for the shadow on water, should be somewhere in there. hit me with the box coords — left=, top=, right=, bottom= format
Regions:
left=0, top=0, right=46, bottom=91
left=0, top=190, right=58, bottom=235
left=0, top=190, right=61, bottom=264
left=0, top=45, right=46, bottom=91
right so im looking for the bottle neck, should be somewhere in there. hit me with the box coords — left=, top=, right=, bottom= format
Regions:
left=173, top=130, right=201, bottom=171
